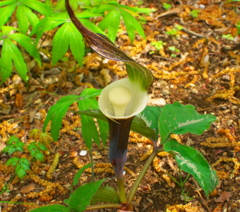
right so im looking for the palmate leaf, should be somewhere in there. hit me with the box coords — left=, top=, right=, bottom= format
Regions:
left=164, top=139, right=218, bottom=197
left=98, top=8, right=121, bottom=42
left=1, top=38, right=28, bottom=82
left=9, top=33, right=41, bottom=65
left=0, top=58, right=11, bottom=83
left=120, top=8, right=145, bottom=42
left=43, top=95, right=80, bottom=141
left=66, top=0, right=154, bottom=90
left=159, top=102, right=216, bottom=143
left=0, top=3, right=16, bottom=28
left=52, top=23, right=70, bottom=65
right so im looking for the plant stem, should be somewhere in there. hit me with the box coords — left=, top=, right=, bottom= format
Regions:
left=127, top=150, right=157, bottom=205
left=117, top=178, right=127, bottom=203
left=85, top=203, right=122, bottom=210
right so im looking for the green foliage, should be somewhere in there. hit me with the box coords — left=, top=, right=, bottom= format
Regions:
left=222, top=34, right=234, bottom=41
left=166, top=24, right=183, bottom=37
left=72, top=163, right=93, bottom=186
left=6, top=157, right=30, bottom=179
left=30, top=204, right=68, bottom=212
left=43, top=88, right=108, bottom=148
left=163, top=3, right=172, bottom=10
left=151, top=40, right=166, bottom=50
left=159, top=102, right=216, bottom=143
left=0, top=26, right=41, bottom=83
left=27, top=142, right=47, bottom=162
left=0, top=0, right=154, bottom=83
left=164, top=140, right=218, bottom=196
left=168, top=46, right=180, bottom=57
left=91, top=185, right=120, bottom=204
left=2, top=136, right=24, bottom=155
left=190, top=10, right=200, bottom=18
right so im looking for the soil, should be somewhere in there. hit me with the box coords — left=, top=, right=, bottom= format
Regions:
left=0, top=0, right=240, bottom=212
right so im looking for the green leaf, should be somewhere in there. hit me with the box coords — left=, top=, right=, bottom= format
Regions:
left=30, top=204, right=68, bottom=212
left=1, top=38, right=28, bottom=81
left=0, top=58, right=11, bottom=83
left=73, top=163, right=93, bottom=186
left=16, top=5, right=29, bottom=34
left=76, top=109, right=157, bottom=141
left=159, top=102, right=216, bottom=143
left=9, top=33, right=41, bottom=65
left=0, top=3, right=16, bottom=27
left=42, top=95, right=80, bottom=141
left=138, top=106, right=161, bottom=140
left=22, top=0, right=52, bottom=15
left=79, top=88, right=102, bottom=98
left=0, top=0, right=16, bottom=7
left=52, top=23, right=70, bottom=65
left=69, top=23, right=85, bottom=66
left=67, top=179, right=105, bottom=212
left=120, top=5, right=156, bottom=13
left=99, top=8, right=121, bottom=41
left=164, top=139, right=218, bottom=197
left=120, top=8, right=145, bottom=42
left=91, top=185, right=120, bottom=204
left=78, top=98, right=100, bottom=148
left=66, top=0, right=154, bottom=90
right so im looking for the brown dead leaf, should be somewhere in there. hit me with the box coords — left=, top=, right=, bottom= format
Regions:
left=215, top=191, right=231, bottom=203
left=19, top=184, right=35, bottom=194
left=15, top=93, right=23, bottom=108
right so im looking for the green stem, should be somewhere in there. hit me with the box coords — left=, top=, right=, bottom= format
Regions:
left=89, top=148, right=94, bottom=182
left=85, top=203, right=122, bottom=210
left=127, top=150, right=158, bottom=205
left=117, top=178, right=127, bottom=203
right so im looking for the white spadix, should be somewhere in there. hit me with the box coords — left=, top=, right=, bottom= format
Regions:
left=108, top=86, right=132, bottom=117
left=98, top=78, right=149, bottom=119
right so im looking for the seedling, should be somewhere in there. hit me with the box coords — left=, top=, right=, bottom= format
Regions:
left=163, top=3, right=172, bottom=10
left=151, top=40, right=166, bottom=50
left=29, top=1, right=218, bottom=211
left=222, top=34, right=234, bottom=41
left=168, top=46, right=180, bottom=57
left=166, top=24, right=183, bottom=37
left=190, top=10, right=200, bottom=18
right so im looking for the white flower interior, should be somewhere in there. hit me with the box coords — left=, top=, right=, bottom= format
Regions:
left=98, top=78, right=149, bottom=119
left=108, top=86, right=132, bottom=117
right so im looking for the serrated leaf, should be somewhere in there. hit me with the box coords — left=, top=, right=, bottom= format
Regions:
left=120, top=8, right=145, bottom=42
left=159, top=102, right=216, bottom=143
left=2, top=39, right=28, bottom=81
left=164, top=139, right=218, bottom=197
left=52, top=23, right=70, bottom=65
left=91, top=185, right=120, bottom=204
left=73, top=163, right=93, bottom=186
left=99, top=8, right=120, bottom=41
left=78, top=98, right=100, bottom=148
left=16, top=5, right=29, bottom=34
left=30, top=204, right=68, bottom=212
left=138, top=106, right=161, bottom=139
left=42, top=95, right=80, bottom=141
left=0, top=3, right=16, bottom=27
left=68, top=179, right=105, bottom=212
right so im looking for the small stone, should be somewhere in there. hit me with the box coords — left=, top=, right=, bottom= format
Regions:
left=79, top=150, right=87, bottom=156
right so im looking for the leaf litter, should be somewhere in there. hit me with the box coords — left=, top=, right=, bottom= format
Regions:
left=0, top=0, right=240, bottom=211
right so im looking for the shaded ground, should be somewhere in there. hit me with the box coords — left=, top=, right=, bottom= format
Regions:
left=0, top=0, right=240, bottom=211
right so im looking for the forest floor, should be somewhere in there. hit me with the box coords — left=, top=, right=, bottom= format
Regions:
left=0, top=0, right=240, bottom=211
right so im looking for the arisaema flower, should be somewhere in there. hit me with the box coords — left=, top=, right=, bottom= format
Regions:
left=66, top=0, right=154, bottom=203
